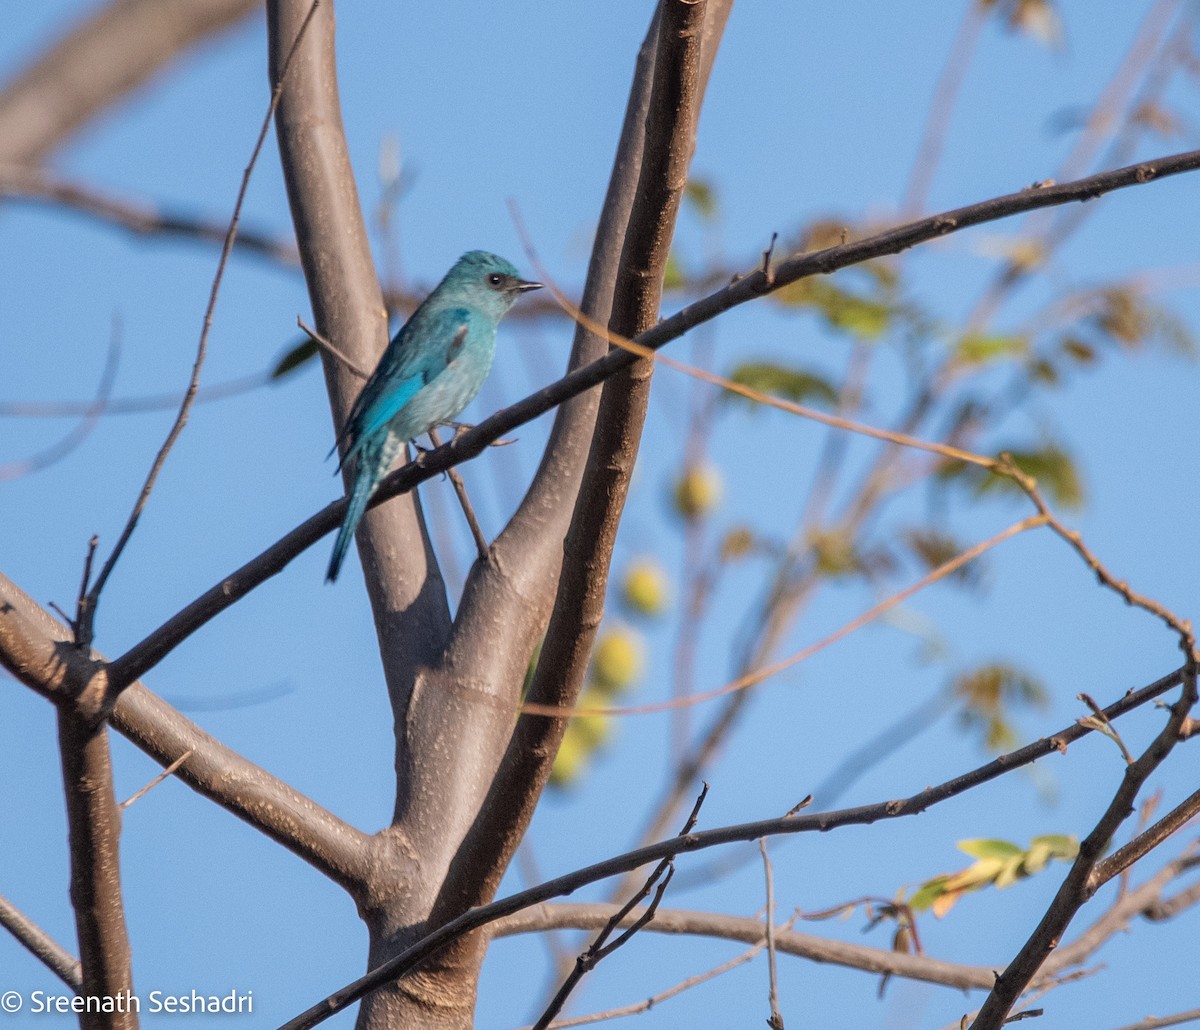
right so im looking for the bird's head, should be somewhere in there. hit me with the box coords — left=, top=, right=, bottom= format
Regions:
left=441, top=250, right=543, bottom=319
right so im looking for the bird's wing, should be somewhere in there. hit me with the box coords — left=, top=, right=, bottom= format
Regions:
left=333, top=307, right=471, bottom=465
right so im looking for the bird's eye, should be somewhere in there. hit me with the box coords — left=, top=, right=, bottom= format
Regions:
left=487, top=273, right=505, bottom=288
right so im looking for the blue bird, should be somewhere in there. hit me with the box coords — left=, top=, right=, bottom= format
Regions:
left=326, top=250, right=542, bottom=582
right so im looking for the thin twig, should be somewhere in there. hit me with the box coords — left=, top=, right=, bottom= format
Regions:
left=519, top=515, right=1045, bottom=719
left=518, top=909, right=805, bottom=1030
left=759, top=839, right=785, bottom=1030
left=0, top=327, right=120, bottom=485
left=297, top=316, right=371, bottom=379
left=532, top=786, right=707, bottom=1030
left=0, top=369, right=275, bottom=418
left=998, top=454, right=1198, bottom=661
left=0, top=164, right=301, bottom=266
left=1092, top=787, right=1200, bottom=888
left=429, top=426, right=489, bottom=560
left=1109, top=1008, right=1200, bottom=1030
left=119, top=748, right=193, bottom=809
left=0, top=893, right=82, bottom=991
left=100, top=147, right=1200, bottom=693
left=900, top=0, right=988, bottom=215
left=73, top=0, right=321, bottom=649
left=277, top=671, right=1184, bottom=1030
left=1078, top=692, right=1136, bottom=765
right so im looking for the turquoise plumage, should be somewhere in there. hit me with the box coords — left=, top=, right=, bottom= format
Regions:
left=326, top=251, right=541, bottom=582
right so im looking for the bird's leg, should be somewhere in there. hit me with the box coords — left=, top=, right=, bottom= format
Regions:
left=427, top=427, right=489, bottom=561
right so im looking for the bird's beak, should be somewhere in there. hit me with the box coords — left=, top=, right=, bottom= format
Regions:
left=514, top=279, right=543, bottom=293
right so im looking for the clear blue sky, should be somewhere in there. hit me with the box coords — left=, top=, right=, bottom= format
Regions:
left=2, top=2, right=1198, bottom=1027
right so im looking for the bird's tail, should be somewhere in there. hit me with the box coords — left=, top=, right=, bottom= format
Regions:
left=326, top=433, right=399, bottom=583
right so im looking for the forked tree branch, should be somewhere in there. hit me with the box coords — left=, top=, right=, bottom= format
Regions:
left=97, top=147, right=1200, bottom=698
left=266, top=0, right=455, bottom=768
left=278, top=667, right=1187, bottom=1030
left=432, top=0, right=709, bottom=927
left=0, top=572, right=375, bottom=894
left=970, top=665, right=1198, bottom=1029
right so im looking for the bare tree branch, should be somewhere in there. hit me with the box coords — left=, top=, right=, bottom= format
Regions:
left=265, top=1, right=458, bottom=881
left=0, top=572, right=376, bottom=894
left=277, top=667, right=1187, bottom=1030
left=0, top=165, right=300, bottom=265
left=1110, top=1009, right=1200, bottom=1030
left=0, top=0, right=260, bottom=164
left=760, top=840, right=785, bottom=1030
left=533, top=788, right=704, bottom=1030
left=56, top=710, right=134, bottom=1029
left=0, top=893, right=82, bottom=991
left=970, top=665, right=1198, bottom=1029
left=0, top=329, right=119, bottom=483
left=93, top=146, right=1200, bottom=695
left=495, top=902, right=998, bottom=992
left=1092, top=790, right=1200, bottom=888
left=431, top=0, right=711, bottom=942
left=75, top=4, right=317, bottom=650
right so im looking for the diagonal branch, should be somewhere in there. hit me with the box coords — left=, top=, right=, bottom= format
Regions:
left=0, top=893, right=82, bottom=991
left=0, top=165, right=301, bottom=266
left=277, top=667, right=1186, bottom=1030
left=74, top=3, right=318, bottom=648
left=969, top=664, right=1198, bottom=1029
left=0, top=0, right=260, bottom=164
left=98, top=146, right=1200, bottom=695
left=0, top=572, right=375, bottom=894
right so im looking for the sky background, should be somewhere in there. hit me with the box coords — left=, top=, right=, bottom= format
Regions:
left=2, top=1, right=1199, bottom=1028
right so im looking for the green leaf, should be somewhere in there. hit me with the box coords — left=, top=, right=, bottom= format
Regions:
left=1029, top=835, right=1078, bottom=862
left=903, top=528, right=983, bottom=587
left=662, top=251, right=686, bottom=291
left=772, top=278, right=892, bottom=341
left=272, top=338, right=318, bottom=379
left=1059, top=336, right=1097, bottom=365
left=958, top=838, right=1024, bottom=861
left=952, top=663, right=1049, bottom=752
left=725, top=362, right=839, bottom=409
left=954, top=334, right=1028, bottom=365
left=684, top=178, right=718, bottom=220
left=939, top=444, right=1084, bottom=510
left=808, top=527, right=865, bottom=578
left=908, top=878, right=948, bottom=912
left=992, top=446, right=1083, bottom=508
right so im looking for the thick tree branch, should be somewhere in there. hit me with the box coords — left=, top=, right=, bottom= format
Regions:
left=100, top=147, right=1200, bottom=694
left=278, top=667, right=1186, bottom=1030
left=0, top=572, right=375, bottom=894
left=433, top=0, right=708, bottom=933
left=0, top=0, right=260, bottom=164
left=0, top=893, right=82, bottom=991
left=56, top=711, right=134, bottom=1030
left=267, top=0, right=453, bottom=700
